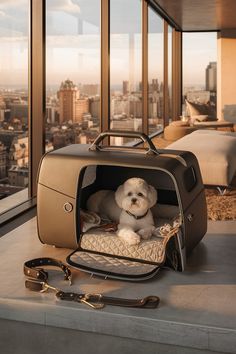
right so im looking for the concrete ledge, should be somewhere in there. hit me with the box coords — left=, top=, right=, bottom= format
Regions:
left=0, top=318, right=222, bottom=354
left=0, top=218, right=236, bottom=353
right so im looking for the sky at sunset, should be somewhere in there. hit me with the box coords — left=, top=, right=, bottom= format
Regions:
left=0, top=0, right=217, bottom=89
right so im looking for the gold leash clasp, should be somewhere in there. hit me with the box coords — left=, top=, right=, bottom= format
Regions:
left=41, top=282, right=60, bottom=293
left=80, top=293, right=105, bottom=309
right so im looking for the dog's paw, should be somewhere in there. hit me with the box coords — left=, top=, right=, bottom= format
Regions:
left=125, top=232, right=141, bottom=245
left=138, top=226, right=155, bottom=240
left=117, top=228, right=141, bottom=246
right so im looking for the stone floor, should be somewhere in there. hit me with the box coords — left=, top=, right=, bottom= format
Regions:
left=0, top=218, right=236, bottom=354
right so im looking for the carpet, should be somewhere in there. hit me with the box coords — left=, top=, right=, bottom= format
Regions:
left=205, top=188, right=236, bottom=221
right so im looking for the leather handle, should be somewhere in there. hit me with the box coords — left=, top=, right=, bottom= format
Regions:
left=89, top=130, right=160, bottom=155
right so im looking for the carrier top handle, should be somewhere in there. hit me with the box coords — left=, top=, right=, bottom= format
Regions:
left=89, top=130, right=160, bottom=155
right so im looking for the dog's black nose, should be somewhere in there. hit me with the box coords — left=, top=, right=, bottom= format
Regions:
left=131, top=198, right=137, bottom=204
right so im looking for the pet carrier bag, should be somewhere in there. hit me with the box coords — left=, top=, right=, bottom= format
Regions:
left=37, top=131, right=207, bottom=280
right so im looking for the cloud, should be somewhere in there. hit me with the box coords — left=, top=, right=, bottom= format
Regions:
left=0, top=0, right=27, bottom=9
left=47, top=0, right=80, bottom=15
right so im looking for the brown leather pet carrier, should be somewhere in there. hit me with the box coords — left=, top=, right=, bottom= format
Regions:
left=37, top=131, right=207, bottom=280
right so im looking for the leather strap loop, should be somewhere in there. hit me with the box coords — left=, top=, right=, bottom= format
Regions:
left=24, top=257, right=72, bottom=283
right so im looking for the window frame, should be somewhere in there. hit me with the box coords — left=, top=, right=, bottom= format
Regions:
left=0, top=0, right=182, bottom=225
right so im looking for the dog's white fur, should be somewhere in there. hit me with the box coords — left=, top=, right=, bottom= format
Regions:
left=86, top=178, right=157, bottom=245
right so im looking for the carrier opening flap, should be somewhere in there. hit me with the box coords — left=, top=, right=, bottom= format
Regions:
left=67, top=251, right=160, bottom=280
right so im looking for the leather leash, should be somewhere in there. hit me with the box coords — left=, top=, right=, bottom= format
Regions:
left=24, top=257, right=160, bottom=309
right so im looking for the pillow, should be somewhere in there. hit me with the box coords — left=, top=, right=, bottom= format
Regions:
left=185, top=99, right=217, bottom=121
left=185, top=100, right=209, bottom=117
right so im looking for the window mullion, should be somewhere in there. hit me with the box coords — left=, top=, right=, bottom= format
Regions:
left=163, top=20, right=169, bottom=127
left=172, top=30, right=182, bottom=120
left=29, top=0, right=45, bottom=197
left=100, top=0, right=110, bottom=133
left=142, top=0, right=148, bottom=135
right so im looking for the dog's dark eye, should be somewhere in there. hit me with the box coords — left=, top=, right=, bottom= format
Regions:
left=127, top=192, right=132, bottom=196
left=138, top=192, right=143, bottom=197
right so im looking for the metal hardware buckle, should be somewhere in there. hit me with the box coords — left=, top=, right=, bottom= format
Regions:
left=40, top=281, right=60, bottom=293
left=66, top=275, right=72, bottom=286
left=80, top=293, right=104, bottom=309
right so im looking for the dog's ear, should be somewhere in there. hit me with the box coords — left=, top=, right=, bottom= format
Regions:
left=115, top=184, right=125, bottom=208
left=148, top=185, right=157, bottom=208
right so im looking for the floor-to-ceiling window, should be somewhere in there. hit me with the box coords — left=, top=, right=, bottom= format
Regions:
left=0, top=0, right=29, bottom=214
left=182, top=32, right=217, bottom=119
left=0, top=0, right=179, bottom=220
left=46, top=0, right=101, bottom=150
left=110, top=0, right=142, bottom=145
left=148, top=6, right=164, bottom=135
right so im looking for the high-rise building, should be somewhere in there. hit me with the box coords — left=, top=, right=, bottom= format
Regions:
left=57, top=79, right=89, bottom=123
left=0, top=142, right=7, bottom=179
left=82, top=84, right=99, bottom=96
left=186, top=90, right=210, bottom=103
left=58, top=79, right=79, bottom=123
left=8, top=165, right=28, bottom=187
left=9, top=136, right=28, bottom=168
left=9, top=101, right=28, bottom=124
left=75, top=99, right=89, bottom=123
left=123, top=81, right=129, bottom=95
left=151, top=78, right=159, bottom=92
left=89, top=96, right=100, bottom=119
left=206, top=62, right=217, bottom=91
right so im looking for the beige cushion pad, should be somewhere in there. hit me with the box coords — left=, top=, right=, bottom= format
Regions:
left=79, top=202, right=180, bottom=263
left=167, top=130, right=236, bottom=186
left=81, top=230, right=168, bottom=264
left=80, top=212, right=179, bottom=264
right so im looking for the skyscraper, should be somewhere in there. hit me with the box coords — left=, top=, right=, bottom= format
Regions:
left=123, top=81, right=130, bottom=95
left=206, top=62, right=217, bottom=91
left=57, top=79, right=89, bottom=123
left=58, top=79, right=79, bottom=123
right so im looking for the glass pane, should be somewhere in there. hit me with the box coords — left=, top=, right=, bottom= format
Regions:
left=110, top=0, right=142, bottom=145
left=46, top=0, right=100, bottom=150
left=148, top=7, right=164, bottom=135
left=182, top=32, right=217, bottom=120
left=0, top=0, right=29, bottom=214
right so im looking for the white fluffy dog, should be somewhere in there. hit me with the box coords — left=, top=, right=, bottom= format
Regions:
left=86, top=177, right=157, bottom=245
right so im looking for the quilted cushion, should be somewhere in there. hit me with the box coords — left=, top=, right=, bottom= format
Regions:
left=80, top=216, right=179, bottom=264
